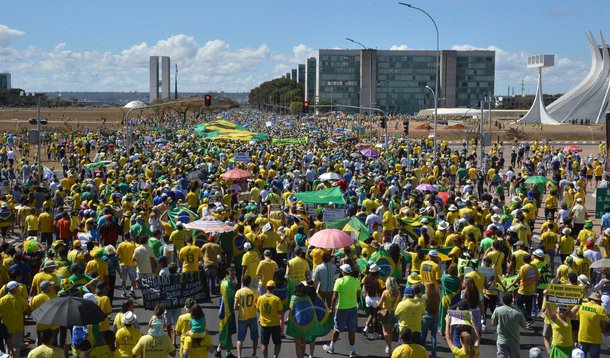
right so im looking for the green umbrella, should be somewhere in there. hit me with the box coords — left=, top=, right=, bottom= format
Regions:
left=524, top=175, right=550, bottom=185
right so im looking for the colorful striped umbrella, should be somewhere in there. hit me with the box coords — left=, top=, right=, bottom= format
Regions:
left=184, top=217, right=235, bottom=233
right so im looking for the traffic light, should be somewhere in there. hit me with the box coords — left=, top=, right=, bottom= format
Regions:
left=403, top=119, right=409, bottom=135
left=204, top=95, right=212, bottom=107
left=302, top=101, right=309, bottom=113
left=380, top=117, right=387, bottom=129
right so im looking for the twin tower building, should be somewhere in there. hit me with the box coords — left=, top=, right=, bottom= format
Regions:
left=149, top=56, right=171, bottom=102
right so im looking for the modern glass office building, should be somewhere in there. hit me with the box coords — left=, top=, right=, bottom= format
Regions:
left=0, top=73, right=11, bottom=90
left=309, top=49, right=495, bottom=114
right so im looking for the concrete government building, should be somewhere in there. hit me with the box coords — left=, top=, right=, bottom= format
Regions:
left=302, top=49, right=494, bottom=114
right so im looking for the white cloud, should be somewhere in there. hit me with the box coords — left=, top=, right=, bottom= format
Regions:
left=0, top=24, right=591, bottom=95
left=0, top=24, right=25, bottom=48
left=389, top=44, right=412, bottom=51
left=451, top=44, right=589, bottom=95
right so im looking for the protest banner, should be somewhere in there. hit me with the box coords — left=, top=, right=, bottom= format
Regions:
left=447, top=310, right=472, bottom=326
left=272, top=137, right=308, bottom=146
left=478, top=266, right=496, bottom=291
left=546, top=284, right=584, bottom=306
left=234, top=151, right=250, bottom=163
left=323, top=208, right=346, bottom=222
left=138, top=271, right=206, bottom=310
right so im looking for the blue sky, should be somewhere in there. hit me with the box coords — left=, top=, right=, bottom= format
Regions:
left=1, top=0, right=606, bottom=94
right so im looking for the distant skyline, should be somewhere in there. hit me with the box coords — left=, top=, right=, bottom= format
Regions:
left=1, top=0, right=606, bottom=95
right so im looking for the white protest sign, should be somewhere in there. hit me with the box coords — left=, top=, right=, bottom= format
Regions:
left=234, top=152, right=250, bottom=163
left=323, top=208, right=346, bottom=222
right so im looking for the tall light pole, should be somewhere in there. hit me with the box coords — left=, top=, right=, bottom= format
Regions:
left=399, top=2, right=439, bottom=158
left=20, top=91, right=44, bottom=181
left=346, top=37, right=372, bottom=139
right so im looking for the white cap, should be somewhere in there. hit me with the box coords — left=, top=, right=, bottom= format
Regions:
left=571, top=348, right=585, bottom=358
left=368, top=263, right=380, bottom=273
left=421, top=218, right=429, bottom=224
left=244, top=242, right=252, bottom=250
left=576, top=198, right=583, bottom=203
left=340, top=264, right=352, bottom=273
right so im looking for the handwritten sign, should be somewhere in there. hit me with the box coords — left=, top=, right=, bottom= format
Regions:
left=547, top=284, right=585, bottom=307
left=138, top=272, right=206, bottom=310
left=323, top=208, right=346, bottom=222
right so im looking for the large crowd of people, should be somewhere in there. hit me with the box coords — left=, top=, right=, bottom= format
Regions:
left=0, top=108, right=606, bottom=358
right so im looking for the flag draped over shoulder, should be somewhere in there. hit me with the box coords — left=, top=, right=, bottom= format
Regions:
left=370, top=248, right=403, bottom=279
left=218, top=277, right=237, bottom=350
left=168, top=206, right=199, bottom=228
left=286, top=295, right=320, bottom=340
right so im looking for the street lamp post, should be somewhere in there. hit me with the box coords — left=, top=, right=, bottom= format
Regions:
left=346, top=37, right=372, bottom=141
left=399, top=2, right=439, bottom=158
left=20, top=91, right=44, bottom=181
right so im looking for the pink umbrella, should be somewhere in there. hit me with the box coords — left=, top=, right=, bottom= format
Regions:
left=563, top=145, right=582, bottom=153
left=220, top=168, right=252, bottom=181
left=361, top=148, right=381, bottom=159
left=416, top=183, right=437, bottom=192
left=309, top=229, right=354, bottom=249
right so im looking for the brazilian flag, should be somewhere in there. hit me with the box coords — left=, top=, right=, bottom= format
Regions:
left=218, top=277, right=237, bottom=350
left=168, top=206, right=199, bottom=228
left=286, top=295, right=320, bottom=340
left=312, top=295, right=333, bottom=338
left=370, top=248, right=399, bottom=279
left=272, top=278, right=295, bottom=312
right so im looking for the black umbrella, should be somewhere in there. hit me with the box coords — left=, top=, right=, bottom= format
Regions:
left=32, top=297, right=107, bottom=327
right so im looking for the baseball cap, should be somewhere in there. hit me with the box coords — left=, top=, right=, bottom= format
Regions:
left=83, top=293, right=98, bottom=303
left=428, top=250, right=439, bottom=257
left=340, top=264, right=352, bottom=273
left=266, top=280, right=276, bottom=288
left=515, top=240, right=524, bottom=247
left=264, top=249, right=272, bottom=257
left=528, top=347, right=543, bottom=358
left=566, top=256, right=574, bottom=264
left=43, top=260, right=58, bottom=270
left=421, top=218, right=429, bottom=224
left=584, top=220, right=593, bottom=227
left=40, top=280, right=53, bottom=290
left=403, top=286, right=414, bottom=296
left=244, top=242, right=252, bottom=250
left=571, top=348, right=585, bottom=358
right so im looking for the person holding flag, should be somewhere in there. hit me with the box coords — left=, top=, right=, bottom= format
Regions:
left=217, top=266, right=237, bottom=358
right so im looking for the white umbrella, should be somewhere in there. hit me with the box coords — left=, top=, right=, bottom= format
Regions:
left=318, top=172, right=342, bottom=181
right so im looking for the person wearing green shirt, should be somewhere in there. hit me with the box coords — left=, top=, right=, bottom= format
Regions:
left=323, top=264, right=361, bottom=358
left=491, top=292, right=527, bottom=358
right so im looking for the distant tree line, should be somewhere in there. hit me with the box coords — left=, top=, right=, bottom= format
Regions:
left=249, top=77, right=303, bottom=113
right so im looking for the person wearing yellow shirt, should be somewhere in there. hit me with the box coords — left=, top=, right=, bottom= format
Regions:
left=242, top=241, right=261, bottom=283
left=544, top=191, right=558, bottom=219
left=309, top=246, right=326, bottom=269
left=234, top=275, right=259, bottom=358
left=509, top=241, right=529, bottom=274
left=540, top=227, right=558, bottom=272
left=558, top=228, right=575, bottom=263
left=170, top=223, right=190, bottom=254
left=446, top=205, right=460, bottom=225
left=179, top=237, right=203, bottom=273
left=286, top=247, right=310, bottom=283
left=30, top=281, right=59, bottom=344
left=115, top=311, right=142, bottom=358
left=256, top=250, right=278, bottom=294
left=506, top=255, right=539, bottom=324
left=0, top=281, right=30, bottom=358
left=419, top=251, right=442, bottom=288
left=30, top=260, right=59, bottom=297
left=24, top=208, right=38, bottom=237
left=574, top=292, right=609, bottom=355
left=27, top=329, right=64, bottom=358
left=391, top=327, right=429, bottom=358
left=601, top=228, right=610, bottom=259
left=256, top=280, right=283, bottom=358
left=444, top=313, right=479, bottom=358
left=85, top=249, right=109, bottom=284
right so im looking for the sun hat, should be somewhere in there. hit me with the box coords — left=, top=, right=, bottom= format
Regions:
left=562, top=228, right=571, bottom=235
left=6, top=281, right=19, bottom=291
left=105, top=245, right=116, bottom=255
left=565, top=256, right=574, bottom=264
left=407, top=272, right=422, bottom=285
left=244, top=242, right=252, bottom=250
left=604, top=228, right=610, bottom=236
left=578, top=274, right=590, bottom=286
left=532, top=249, right=545, bottom=258
left=420, top=218, right=429, bottom=224
left=448, top=204, right=458, bottom=212
left=588, top=292, right=602, bottom=301
left=368, top=263, right=380, bottom=273
left=266, top=280, right=276, bottom=288
left=438, top=221, right=449, bottom=230
left=491, top=214, right=501, bottom=223
left=428, top=249, right=439, bottom=257
left=584, top=220, right=593, bottom=228
left=122, top=311, right=137, bottom=325
left=571, top=348, right=585, bottom=358
left=83, top=293, right=98, bottom=303
left=43, top=260, right=58, bottom=270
